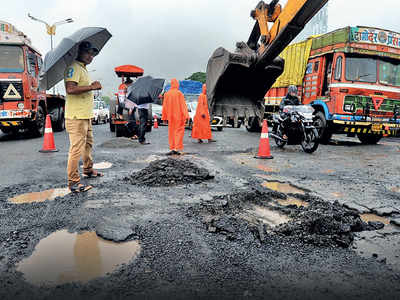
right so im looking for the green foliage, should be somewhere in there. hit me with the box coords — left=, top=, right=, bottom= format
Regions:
left=186, top=72, right=206, bottom=84
left=101, top=96, right=111, bottom=105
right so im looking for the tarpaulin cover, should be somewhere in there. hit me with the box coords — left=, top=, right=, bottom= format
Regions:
left=127, top=76, right=165, bottom=105
left=164, top=80, right=203, bottom=95
left=271, top=37, right=313, bottom=88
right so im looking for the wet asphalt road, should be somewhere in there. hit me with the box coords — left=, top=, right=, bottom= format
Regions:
left=0, top=123, right=400, bottom=299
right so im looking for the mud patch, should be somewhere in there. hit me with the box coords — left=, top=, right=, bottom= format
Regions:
left=17, top=230, right=140, bottom=286
left=124, top=158, right=214, bottom=187
left=262, top=181, right=306, bottom=195
left=9, top=188, right=70, bottom=204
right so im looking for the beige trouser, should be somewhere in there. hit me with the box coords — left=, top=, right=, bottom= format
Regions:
left=66, top=119, right=94, bottom=187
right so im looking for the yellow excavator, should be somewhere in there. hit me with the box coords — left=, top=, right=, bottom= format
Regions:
left=206, top=0, right=329, bottom=128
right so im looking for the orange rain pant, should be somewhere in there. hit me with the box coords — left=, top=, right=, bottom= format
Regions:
left=168, top=119, right=186, bottom=151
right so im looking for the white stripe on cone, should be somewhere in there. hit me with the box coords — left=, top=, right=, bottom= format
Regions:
left=261, top=133, right=269, bottom=139
left=45, top=128, right=53, bottom=134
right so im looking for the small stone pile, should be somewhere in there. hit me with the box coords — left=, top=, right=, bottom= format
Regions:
left=124, top=158, right=214, bottom=187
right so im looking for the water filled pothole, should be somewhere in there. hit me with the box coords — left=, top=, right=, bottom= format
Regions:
left=360, top=214, right=390, bottom=225
left=9, top=188, right=70, bottom=204
left=262, top=181, right=305, bottom=195
left=81, top=162, right=113, bottom=170
left=241, top=205, right=290, bottom=227
left=17, top=230, right=140, bottom=286
left=277, top=197, right=309, bottom=208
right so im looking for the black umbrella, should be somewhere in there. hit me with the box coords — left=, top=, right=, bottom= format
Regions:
left=39, top=27, right=112, bottom=91
left=127, top=76, right=165, bottom=105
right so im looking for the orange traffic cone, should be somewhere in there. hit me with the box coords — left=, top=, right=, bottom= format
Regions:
left=153, top=116, right=158, bottom=129
left=255, top=119, right=273, bottom=159
left=39, top=115, right=58, bottom=153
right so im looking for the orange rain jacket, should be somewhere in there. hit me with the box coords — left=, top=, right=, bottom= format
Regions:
left=192, top=84, right=212, bottom=140
left=162, top=79, right=189, bottom=150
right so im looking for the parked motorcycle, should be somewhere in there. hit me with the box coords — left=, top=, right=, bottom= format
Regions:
left=270, top=105, right=319, bottom=153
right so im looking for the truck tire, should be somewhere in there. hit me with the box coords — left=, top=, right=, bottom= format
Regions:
left=217, top=126, right=223, bottom=131
left=50, top=107, right=65, bottom=132
left=357, top=133, right=382, bottom=144
left=314, top=111, right=332, bottom=144
left=110, top=121, right=115, bottom=132
left=29, top=106, right=45, bottom=137
left=115, top=124, right=124, bottom=137
left=245, top=117, right=262, bottom=132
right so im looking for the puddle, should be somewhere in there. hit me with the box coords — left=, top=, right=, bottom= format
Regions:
left=277, top=197, right=309, bottom=208
left=360, top=214, right=390, bottom=225
left=9, top=188, right=70, bottom=204
left=323, top=169, right=335, bottom=174
left=262, top=181, right=305, bottom=195
left=241, top=205, right=290, bottom=227
left=256, top=164, right=278, bottom=172
left=17, top=230, right=140, bottom=286
left=231, top=154, right=278, bottom=172
left=390, top=187, right=400, bottom=193
left=331, top=192, right=344, bottom=198
left=81, top=162, right=113, bottom=169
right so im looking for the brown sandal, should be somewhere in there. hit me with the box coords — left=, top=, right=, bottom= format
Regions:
left=83, top=170, right=104, bottom=178
left=69, top=183, right=93, bottom=193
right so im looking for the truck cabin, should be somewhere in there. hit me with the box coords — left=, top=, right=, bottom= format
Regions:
left=0, top=28, right=43, bottom=112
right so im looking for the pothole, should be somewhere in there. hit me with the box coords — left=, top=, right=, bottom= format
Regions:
left=240, top=205, right=290, bottom=227
left=261, top=181, right=305, bottom=195
left=80, top=162, right=113, bottom=169
left=9, top=188, right=70, bottom=204
left=360, top=214, right=390, bottom=225
left=277, top=197, right=309, bottom=208
left=17, top=230, right=140, bottom=286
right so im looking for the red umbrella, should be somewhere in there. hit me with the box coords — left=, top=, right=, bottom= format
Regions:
left=114, top=65, right=144, bottom=78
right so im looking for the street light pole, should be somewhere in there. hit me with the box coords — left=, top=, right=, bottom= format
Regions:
left=28, top=13, right=73, bottom=94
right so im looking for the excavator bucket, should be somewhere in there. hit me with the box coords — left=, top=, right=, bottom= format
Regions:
left=206, top=0, right=329, bottom=119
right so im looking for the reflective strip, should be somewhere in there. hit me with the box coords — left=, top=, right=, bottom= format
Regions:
left=261, top=133, right=269, bottom=139
left=351, top=128, right=356, bottom=133
left=45, top=128, right=53, bottom=134
left=1, top=121, right=10, bottom=126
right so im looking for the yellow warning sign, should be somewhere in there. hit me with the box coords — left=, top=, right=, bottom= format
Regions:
left=3, top=83, right=21, bottom=99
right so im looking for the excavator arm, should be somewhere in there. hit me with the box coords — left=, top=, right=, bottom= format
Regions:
left=206, top=0, right=329, bottom=121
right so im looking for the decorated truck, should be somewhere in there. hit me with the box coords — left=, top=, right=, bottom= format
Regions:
left=261, top=26, right=400, bottom=144
left=0, top=21, right=65, bottom=136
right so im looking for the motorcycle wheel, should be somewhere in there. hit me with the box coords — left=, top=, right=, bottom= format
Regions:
left=273, top=124, right=286, bottom=148
left=301, top=128, right=319, bottom=153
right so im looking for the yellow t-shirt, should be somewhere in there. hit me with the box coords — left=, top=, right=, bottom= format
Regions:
left=64, top=61, right=94, bottom=119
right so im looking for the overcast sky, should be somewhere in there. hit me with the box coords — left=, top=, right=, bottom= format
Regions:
left=3, top=0, right=400, bottom=97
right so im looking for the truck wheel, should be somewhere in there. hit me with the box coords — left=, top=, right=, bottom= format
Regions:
left=115, top=124, right=124, bottom=137
left=110, top=121, right=115, bottom=132
left=245, top=117, right=262, bottom=132
left=217, top=126, right=223, bottom=131
left=29, top=106, right=45, bottom=137
left=314, top=111, right=332, bottom=144
left=357, top=133, right=382, bottom=144
left=51, top=107, right=65, bottom=132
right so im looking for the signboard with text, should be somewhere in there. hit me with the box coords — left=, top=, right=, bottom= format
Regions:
left=351, top=27, right=400, bottom=49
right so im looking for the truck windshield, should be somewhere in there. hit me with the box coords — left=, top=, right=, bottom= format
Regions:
left=0, top=45, right=24, bottom=73
left=345, top=56, right=377, bottom=83
left=379, top=60, right=400, bottom=87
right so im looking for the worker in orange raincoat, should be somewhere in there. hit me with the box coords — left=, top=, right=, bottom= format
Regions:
left=162, top=78, right=189, bottom=155
left=192, top=84, right=216, bottom=143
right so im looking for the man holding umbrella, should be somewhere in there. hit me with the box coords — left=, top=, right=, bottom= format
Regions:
left=64, top=41, right=103, bottom=193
